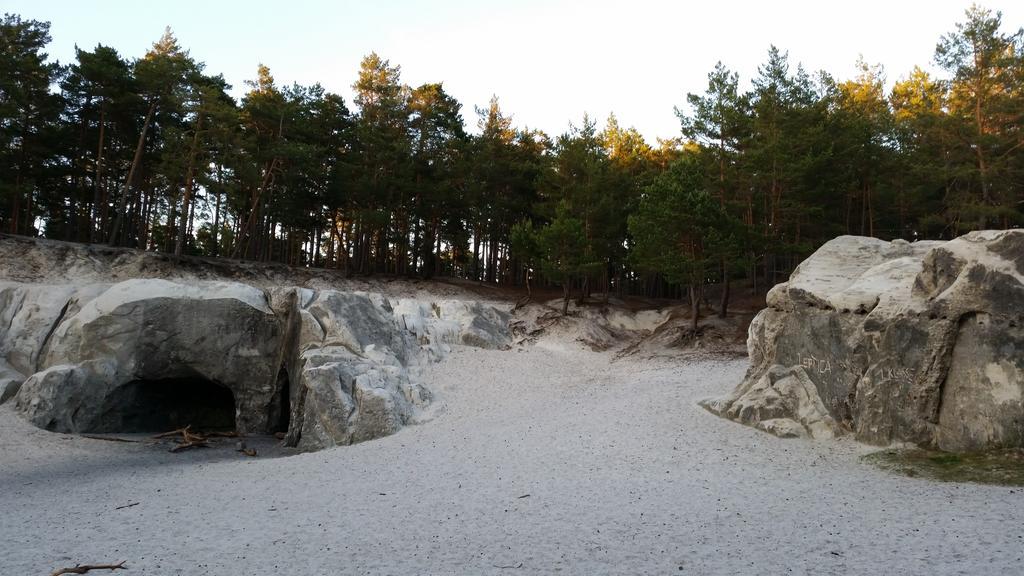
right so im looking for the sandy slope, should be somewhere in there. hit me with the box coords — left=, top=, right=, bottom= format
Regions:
left=1, top=340, right=1022, bottom=575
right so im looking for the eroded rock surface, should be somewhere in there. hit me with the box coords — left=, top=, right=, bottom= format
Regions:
left=1, top=275, right=510, bottom=450
left=703, top=230, right=1024, bottom=451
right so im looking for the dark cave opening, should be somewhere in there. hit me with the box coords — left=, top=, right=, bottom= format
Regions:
left=88, top=377, right=237, bottom=433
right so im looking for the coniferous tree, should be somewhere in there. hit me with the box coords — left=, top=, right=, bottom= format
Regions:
left=539, top=116, right=617, bottom=301
left=678, top=62, right=753, bottom=314
left=936, top=5, right=1023, bottom=229
left=601, top=114, right=655, bottom=298
left=409, top=82, right=467, bottom=278
left=108, top=27, right=196, bottom=247
left=891, top=67, right=953, bottom=238
left=629, top=155, right=738, bottom=329
left=830, top=59, right=896, bottom=238
left=0, top=5, right=1021, bottom=309
left=352, top=53, right=411, bottom=274
left=0, top=14, right=64, bottom=236
left=62, top=44, right=134, bottom=242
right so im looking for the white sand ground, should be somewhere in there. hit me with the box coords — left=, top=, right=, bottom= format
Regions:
left=1, top=340, right=1022, bottom=575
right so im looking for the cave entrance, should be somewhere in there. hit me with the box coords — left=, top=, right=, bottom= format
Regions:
left=89, top=377, right=237, bottom=433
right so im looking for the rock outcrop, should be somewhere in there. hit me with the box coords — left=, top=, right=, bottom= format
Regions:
left=703, top=230, right=1024, bottom=452
left=1, top=276, right=509, bottom=451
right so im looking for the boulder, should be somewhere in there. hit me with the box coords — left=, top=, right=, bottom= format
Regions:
left=17, top=279, right=285, bottom=434
left=703, top=230, right=1024, bottom=451
left=0, top=359, right=24, bottom=404
left=285, top=291, right=423, bottom=450
left=3, top=277, right=510, bottom=450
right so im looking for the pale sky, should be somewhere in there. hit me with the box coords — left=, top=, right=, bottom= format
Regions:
left=6, top=0, right=1023, bottom=142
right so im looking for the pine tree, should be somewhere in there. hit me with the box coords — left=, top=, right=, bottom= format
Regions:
left=409, top=82, right=467, bottom=278
left=629, top=155, right=739, bottom=329
left=62, top=44, right=134, bottom=242
left=935, top=5, right=1024, bottom=229
left=0, top=14, right=64, bottom=236
left=108, top=27, right=196, bottom=247
left=832, top=59, right=896, bottom=238
left=678, top=61, right=752, bottom=315
left=352, top=53, right=411, bottom=274
left=540, top=116, right=617, bottom=302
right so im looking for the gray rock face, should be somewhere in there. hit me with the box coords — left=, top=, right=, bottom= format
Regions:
left=0, top=359, right=23, bottom=404
left=704, top=230, right=1024, bottom=452
left=16, top=280, right=284, bottom=433
left=3, top=278, right=510, bottom=450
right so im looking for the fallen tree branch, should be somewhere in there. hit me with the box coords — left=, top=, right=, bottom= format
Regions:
left=154, top=425, right=244, bottom=453
left=511, top=295, right=531, bottom=313
left=169, top=439, right=209, bottom=453
left=162, top=425, right=210, bottom=452
left=50, top=560, right=126, bottom=576
left=152, top=426, right=192, bottom=439
left=80, top=435, right=141, bottom=443
left=182, top=427, right=205, bottom=444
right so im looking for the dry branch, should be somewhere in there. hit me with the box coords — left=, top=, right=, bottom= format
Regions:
left=169, top=439, right=209, bottom=453
left=155, top=425, right=214, bottom=452
left=49, top=560, right=126, bottom=576
left=511, top=295, right=531, bottom=313
left=152, top=425, right=247, bottom=453
left=80, top=435, right=141, bottom=443
left=152, top=426, right=192, bottom=439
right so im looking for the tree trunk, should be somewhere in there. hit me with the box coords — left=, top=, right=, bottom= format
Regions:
left=421, top=217, right=438, bottom=280
left=187, top=189, right=197, bottom=246
left=435, top=232, right=442, bottom=276
left=233, top=158, right=277, bottom=259
left=974, top=84, right=991, bottom=208
left=472, top=228, right=481, bottom=281
left=576, top=276, right=588, bottom=306
left=487, top=234, right=499, bottom=283
left=10, top=113, right=31, bottom=235
left=689, top=283, right=700, bottom=331
left=866, top=186, right=874, bottom=237
left=109, top=100, right=156, bottom=246
left=165, top=189, right=179, bottom=253
left=718, top=259, right=730, bottom=319
left=175, top=114, right=203, bottom=257
left=341, top=221, right=352, bottom=273
left=326, top=210, right=337, bottom=266
left=212, top=165, right=222, bottom=256
left=92, top=107, right=107, bottom=243
left=602, top=266, right=610, bottom=304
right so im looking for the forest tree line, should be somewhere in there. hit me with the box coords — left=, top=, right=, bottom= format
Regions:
left=0, top=6, right=1021, bottom=317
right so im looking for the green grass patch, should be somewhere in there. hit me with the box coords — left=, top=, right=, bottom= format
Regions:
left=863, top=448, right=1024, bottom=486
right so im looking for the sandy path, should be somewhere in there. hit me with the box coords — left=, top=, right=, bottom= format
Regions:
left=1, top=342, right=1021, bottom=575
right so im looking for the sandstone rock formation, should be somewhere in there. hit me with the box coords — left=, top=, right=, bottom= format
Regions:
left=704, top=230, right=1024, bottom=452
left=0, top=275, right=509, bottom=450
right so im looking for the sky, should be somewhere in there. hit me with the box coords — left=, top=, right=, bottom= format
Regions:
left=6, top=0, right=1023, bottom=142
